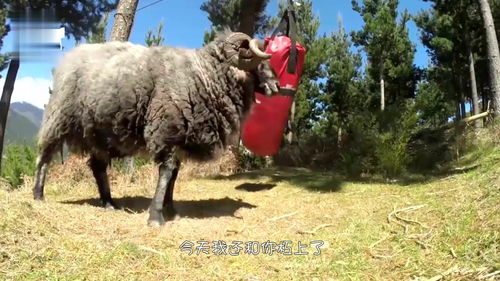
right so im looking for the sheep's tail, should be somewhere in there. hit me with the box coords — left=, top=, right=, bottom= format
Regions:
left=37, top=66, right=78, bottom=154
left=33, top=73, right=78, bottom=199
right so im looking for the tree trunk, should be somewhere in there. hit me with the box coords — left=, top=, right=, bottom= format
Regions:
left=0, top=58, right=20, bottom=171
left=479, top=0, right=500, bottom=117
left=110, top=0, right=138, bottom=172
left=337, top=126, right=342, bottom=150
left=239, top=0, right=267, bottom=36
left=458, top=71, right=466, bottom=119
left=380, top=77, right=385, bottom=111
left=287, top=101, right=296, bottom=144
left=455, top=103, right=462, bottom=123
left=109, top=0, right=139, bottom=41
left=469, top=49, right=481, bottom=128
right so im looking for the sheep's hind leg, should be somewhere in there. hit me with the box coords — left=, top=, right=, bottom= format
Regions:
left=148, top=157, right=178, bottom=227
left=88, top=155, right=117, bottom=209
left=163, top=159, right=180, bottom=220
left=33, top=145, right=57, bottom=200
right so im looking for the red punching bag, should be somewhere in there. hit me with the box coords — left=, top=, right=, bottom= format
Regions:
left=241, top=5, right=306, bottom=156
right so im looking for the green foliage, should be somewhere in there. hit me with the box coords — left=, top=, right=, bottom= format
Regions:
left=85, top=12, right=109, bottom=44
left=351, top=0, right=417, bottom=106
left=200, top=0, right=270, bottom=43
left=414, top=80, right=455, bottom=127
left=374, top=103, right=418, bottom=177
left=237, top=146, right=267, bottom=171
left=1, top=144, right=36, bottom=188
left=414, top=0, right=490, bottom=120
left=145, top=21, right=165, bottom=47
left=337, top=113, right=378, bottom=177
left=320, top=19, right=364, bottom=130
left=0, top=1, right=10, bottom=75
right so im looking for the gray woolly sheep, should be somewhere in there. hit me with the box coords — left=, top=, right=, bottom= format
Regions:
left=33, top=31, right=279, bottom=226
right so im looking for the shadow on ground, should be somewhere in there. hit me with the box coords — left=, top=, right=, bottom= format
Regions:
left=352, top=164, right=482, bottom=186
left=210, top=164, right=482, bottom=190
left=211, top=167, right=343, bottom=192
left=235, top=183, right=276, bottom=192
left=62, top=196, right=256, bottom=219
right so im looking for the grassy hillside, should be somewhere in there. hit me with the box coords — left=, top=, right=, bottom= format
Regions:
left=0, top=130, right=498, bottom=281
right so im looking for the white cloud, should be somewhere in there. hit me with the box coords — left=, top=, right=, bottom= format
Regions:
left=0, top=76, right=52, bottom=110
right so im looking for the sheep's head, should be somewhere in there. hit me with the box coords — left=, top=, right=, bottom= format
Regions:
left=222, top=32, right=272, bottom=71
left=253, top=61, right=279, bottom=96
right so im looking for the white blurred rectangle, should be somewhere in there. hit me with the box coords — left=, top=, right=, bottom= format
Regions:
left=19, top=27, right=65, bottom=50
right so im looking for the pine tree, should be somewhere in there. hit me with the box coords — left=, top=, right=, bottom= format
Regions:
left=200, top=0, right=270, bottom=43
left=85, top=13, right=109, bottom=44
left=145, top=21, right=165, bottom=47
left=415, top=0, right=492, bottom=122
left=479, top=0, right=500, bottom=116
left=320, top=16, right=363, bottom=137
left=351, top=0, right=416, bottom=112
left=0, top=2, right=9, bottom=76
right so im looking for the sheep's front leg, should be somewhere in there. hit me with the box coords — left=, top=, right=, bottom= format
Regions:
left=88, top=155, right=117, bottom=209
left=148, top=157, right=178, bottom=226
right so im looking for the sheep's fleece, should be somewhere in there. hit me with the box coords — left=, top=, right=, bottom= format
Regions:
left=33, top=31, right=279, bottom=225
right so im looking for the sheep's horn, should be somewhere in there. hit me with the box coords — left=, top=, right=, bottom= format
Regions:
left=249, top=39, right=271, bottom=59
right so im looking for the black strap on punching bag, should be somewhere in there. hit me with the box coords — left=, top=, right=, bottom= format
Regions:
left=270, top=0, right=299, bottom=74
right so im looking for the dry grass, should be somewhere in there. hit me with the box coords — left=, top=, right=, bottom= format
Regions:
left=0, top=142, right=498, bottom=280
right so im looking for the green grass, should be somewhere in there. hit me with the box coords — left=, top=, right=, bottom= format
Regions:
left=0, top=138, right=498, bottom=280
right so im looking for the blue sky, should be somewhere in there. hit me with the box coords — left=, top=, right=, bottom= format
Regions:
left=0, top=0, right=432, bottom=109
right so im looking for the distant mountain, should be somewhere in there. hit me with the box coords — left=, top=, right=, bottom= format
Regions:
left=5, top=109, right=39, bottom=145
left=10, top=102, right=44, bottom=127
left=3, top=102, right=43, bottom=145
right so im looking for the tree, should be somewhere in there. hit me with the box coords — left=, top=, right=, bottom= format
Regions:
left=0, top=58, right=19, bottom=170
left=415, top=1, right=471, bottom=121
left=109, top=0, right=138, bottom=41
left=145, top=21, right=165, bottom=47
left=0, top=2, right=9, bottom=75
left=200, top=0, right=270, bottom=43
left=320, top=17, right=363, bottom=140
left=415, top=0, right=495, bottom=123
left=351, top=0, right=416, bottom=112
left=85, top=12, right=109, bottom=44
left=478, top=0, right=500, bottom=116
left=108, top=0, right=139, bottom=172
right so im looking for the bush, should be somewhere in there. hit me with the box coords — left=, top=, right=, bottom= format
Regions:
left=1, top=144, right=37, bottom=188
left=374, top=102, right=418, bottom=177
left=237, top=145, right=268, bottom=171
left=111, top=156, right=151, bottom=173
left=407, top=127, right=453, bottom=172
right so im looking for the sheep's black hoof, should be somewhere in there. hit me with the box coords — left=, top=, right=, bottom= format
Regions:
left=148, top=212, right=165, bottom=227
left=164, top=205, right=179, bottom=221
left=102, top=200, right=119, bottom=210
left=33, top=192, right=44, bottom=201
